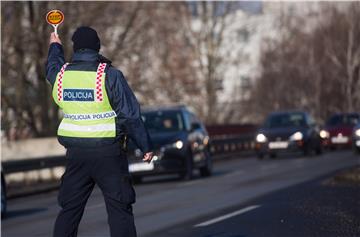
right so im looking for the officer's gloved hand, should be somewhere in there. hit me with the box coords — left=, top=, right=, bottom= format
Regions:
left=49, top=32, right=62, bottom=45
left=143, top=152, right=153, bottom=163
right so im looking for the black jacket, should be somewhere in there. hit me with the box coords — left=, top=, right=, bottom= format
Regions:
left=46, top=43, right=151, bottom=153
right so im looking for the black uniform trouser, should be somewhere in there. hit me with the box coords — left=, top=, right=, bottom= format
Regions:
left=53, top=144, right=136, bottom=237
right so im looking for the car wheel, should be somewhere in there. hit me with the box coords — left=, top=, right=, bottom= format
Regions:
left=315, top=142, right=323, bottom=155
left=269, top=153, right=277, bottom=159
left=257, top=153, right=265, bottom=160
left=132, top=176, right=142, bottom=184
left=303, top=143, right=311, bottom=156
left=200, top=151, right=212, bottom=177
left=1, top=174, right=6, bottom=217
left=180, top=150, right=193, bottom=180
left=353, top=145, right=360, bottom=155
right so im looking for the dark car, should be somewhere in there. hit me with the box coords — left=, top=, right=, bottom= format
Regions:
left=1, top=172, right=6, bottom=217
left=352, top=122, right=360, bottom=154
left=320, top=113, right=360, bottom=149
left=255, top=111, right=322, bottom=159
left=127, top=106, right=212, bottom=182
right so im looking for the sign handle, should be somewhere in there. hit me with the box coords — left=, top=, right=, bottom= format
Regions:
left=52, top=24, right=59, bottom=36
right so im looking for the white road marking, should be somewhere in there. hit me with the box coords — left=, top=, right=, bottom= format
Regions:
left=194, top=205, right=260, bottom=227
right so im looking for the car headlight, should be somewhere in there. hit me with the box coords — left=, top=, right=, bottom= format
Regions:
left=161, top=140, right=184, bottom=151
left=290, top=131, right=303, bottom=141
left=355, top=129, right=360, bottom=137
left=174, top=140, right=183, bottom=149
left=319, top=130, right=329, bottom=139
left=256, top=133, right=267, bottom=143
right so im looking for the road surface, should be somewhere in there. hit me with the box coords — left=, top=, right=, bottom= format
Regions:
left=2, top=150, right=359, bottom=237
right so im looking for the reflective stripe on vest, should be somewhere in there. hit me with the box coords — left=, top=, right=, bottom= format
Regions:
left=52, top=63, right=117, bottom=138
left=57, top=63, right=69, bottom=101
left=63, top=111, right=117, bottom=121
left=59, top=123, right=115, bottom=132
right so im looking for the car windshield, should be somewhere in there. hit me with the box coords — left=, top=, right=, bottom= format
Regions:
left=142, top=111, right=184, bottom=133
left=326, top=114, right=359, bottom=126
left=264, top=113, right=306, bottom=128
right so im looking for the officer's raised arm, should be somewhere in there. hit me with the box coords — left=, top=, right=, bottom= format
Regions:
left=45, top=33, right=65, bottom=86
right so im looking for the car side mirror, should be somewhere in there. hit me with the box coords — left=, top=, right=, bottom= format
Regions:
left=191, top=123, right=201, bottom=131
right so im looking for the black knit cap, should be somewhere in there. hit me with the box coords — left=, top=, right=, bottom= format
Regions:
left=72, top=26, right=100, bottom=52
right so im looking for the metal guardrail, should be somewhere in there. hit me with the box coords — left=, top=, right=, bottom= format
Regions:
left=2, top=134, right=256, bottom=175
left=2, top=156, right=66, bottom=175
left=2, top=135, right=256, bottom=198
left=210, top=134, right=255, bottom=155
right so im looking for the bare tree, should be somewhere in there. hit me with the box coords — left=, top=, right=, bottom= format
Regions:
left=249, top=2, right=360, bottom=124
left=185, top=2, right=235, bottom=123
left=1, top=1, right=201, bottom=140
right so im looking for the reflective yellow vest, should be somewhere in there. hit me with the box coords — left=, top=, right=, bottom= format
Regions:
left=52, top=63, right=116, bottom=138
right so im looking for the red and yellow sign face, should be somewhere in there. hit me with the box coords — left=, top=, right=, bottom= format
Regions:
left=46, top=10, right=64, bottom=25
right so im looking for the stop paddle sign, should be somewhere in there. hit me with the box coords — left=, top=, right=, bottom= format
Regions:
left=46, top=10, right=64, bottom=36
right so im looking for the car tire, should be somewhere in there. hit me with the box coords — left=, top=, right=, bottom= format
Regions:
left=315, top=143, right=323, bottom=155
left=353, top=145, right=360, bottom=155
left=257, top=153, right=265, bottom=160
left=132, top=176, right=142, bottom=184
left=269, top=153, right=277, bottom=159
left=1, top=174, right=6, bottom=218
left=199, top=151, right=212, bottom=177
left=303, top=143, right=311, bottom=156
left=180, top=150, right=194, bottom=180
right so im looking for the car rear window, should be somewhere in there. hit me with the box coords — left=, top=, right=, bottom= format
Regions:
left=264, top=113, right=306, bottom=128
left=142, top=111, right=184, bottom=133
left=326, top=114, right=360, bottom=126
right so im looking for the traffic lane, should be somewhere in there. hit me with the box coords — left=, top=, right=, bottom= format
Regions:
left=2, top=157, right=262, bottom=236
left=2, top=151, right=359, bottom=237
left=111, top=151, right=358, bottom=236
left=2, top=157, right=255, bottom=218
left=1, top=175, right=187, bottom=236
left=2, top=151, right=356, bottom=237
left=1, top=156, right=259, bottom=219
left=1, top=156, right=257, bottom=236
left=153, top=166, right=360, bottom=237
left=136, top=151, right=358, bottom=237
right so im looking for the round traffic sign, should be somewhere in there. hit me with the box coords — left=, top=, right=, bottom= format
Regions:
left=46, top=10, right=64, bottom=25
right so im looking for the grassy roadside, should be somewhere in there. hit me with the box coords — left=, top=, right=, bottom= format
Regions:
left=324, top=165, right=360, bottom=186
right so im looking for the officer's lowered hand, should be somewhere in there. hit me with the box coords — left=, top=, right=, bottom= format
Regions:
left=143, top=152, right=153, bottom=163
left=49, top=32, right=62, bottom=45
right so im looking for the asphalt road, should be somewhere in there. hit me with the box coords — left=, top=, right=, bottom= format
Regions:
left=2, top=150, right=359, bottom=237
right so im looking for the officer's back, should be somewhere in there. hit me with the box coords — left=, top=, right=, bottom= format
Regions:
left=46, top=26, right=153, bottom=237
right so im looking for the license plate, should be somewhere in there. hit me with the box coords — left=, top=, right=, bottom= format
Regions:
left=129, top=162, right=154, bottom=172
left=356, top=140, right=360, bottom=147
left=269, top=141, right=288, bottom=149
left=331, top=136, right=348, bottom=144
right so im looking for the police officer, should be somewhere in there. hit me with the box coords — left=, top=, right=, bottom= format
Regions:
left=46, top=26, right=153, bottom=237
